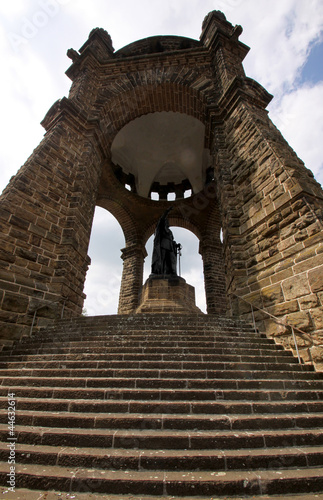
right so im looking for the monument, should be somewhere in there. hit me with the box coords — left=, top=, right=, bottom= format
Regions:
left=136, top=207, right=202, bottom=314
left=0, top=11, right=322, bottom=365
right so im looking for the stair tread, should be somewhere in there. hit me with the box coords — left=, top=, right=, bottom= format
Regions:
left=0, top=489, right=321, bottom=500
left=1, top=440, right=322, bottom=458
left=2, top=423, right=322, bottom=437
left=1, top=460, right=322, bottom=481
left=1, top=386, right=322, bottom=402
left=1, top=458, right=323, bottom=475
left=1, top=395, right=322, bottom=409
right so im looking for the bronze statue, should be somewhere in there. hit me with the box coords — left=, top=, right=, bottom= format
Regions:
left=151, top=207, right=180, bottom=275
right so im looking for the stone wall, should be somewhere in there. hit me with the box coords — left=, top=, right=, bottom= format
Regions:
left=0, top=99, right=103, bottom=341
left=218, top=98, right=323, bottom=368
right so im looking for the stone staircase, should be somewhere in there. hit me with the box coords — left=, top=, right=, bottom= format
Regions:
left=0, top=313, right=322, bottom=499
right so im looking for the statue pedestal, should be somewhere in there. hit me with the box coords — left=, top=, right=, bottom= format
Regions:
left=136, top=275, right=203, bottom=314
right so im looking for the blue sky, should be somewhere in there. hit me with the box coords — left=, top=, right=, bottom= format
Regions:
left=300, top=40, right=323, bottom=85
left=0, top=0, right=323, bottom=315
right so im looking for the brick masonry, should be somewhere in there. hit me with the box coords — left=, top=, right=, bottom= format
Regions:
left=0, top=11, right=322, bottom=367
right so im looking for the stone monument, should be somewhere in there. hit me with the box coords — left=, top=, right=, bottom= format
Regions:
left=0, top=11, right=322, bottom=366
left=136, top=208, right=202, bottom=314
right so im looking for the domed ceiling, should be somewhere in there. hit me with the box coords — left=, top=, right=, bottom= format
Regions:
left=111, top=111, right=211, bottom=199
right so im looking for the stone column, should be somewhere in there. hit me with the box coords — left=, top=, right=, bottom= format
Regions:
left=118, top=244, right=147, bottom=314
left=199, top=237, right=226, bottom=315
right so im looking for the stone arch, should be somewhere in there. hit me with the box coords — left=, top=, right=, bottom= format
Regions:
left=0, top=12, right=322, bottom=360
left=95, top=73, right=217, bottom=158
left=96, top=197, right=138, bottom=246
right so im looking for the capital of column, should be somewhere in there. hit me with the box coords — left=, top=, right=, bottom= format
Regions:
left=120, top=244, right=148, bottom=261
left=199, top=237, right=222, bottom=255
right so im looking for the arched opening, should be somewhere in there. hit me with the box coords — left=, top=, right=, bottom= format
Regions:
left=143, top=227, right=206, bottom=313
left=83, top=206, right=124, bottom=316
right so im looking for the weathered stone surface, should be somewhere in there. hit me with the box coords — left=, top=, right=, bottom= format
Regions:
left=308, top=265, right=323, bottom=293
left=294, top=253, right=323, bottom=275
left=282, top=274, right=311, bottom=301
left=2, top=293, right=29, bottom=313
left=268, top=300, right=299, bottom=317
left=261, top=283, right=284, bottom=307
left=310, top=306, right=323, bottom=330
left=285, top=311, right=312, bottom=332
left=299, top=294, right=319, bottom=310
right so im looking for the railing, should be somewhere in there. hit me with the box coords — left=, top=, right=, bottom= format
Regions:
left=229, top=292, right=318, bottom=367
left=29, top=297, right=67, bottom=337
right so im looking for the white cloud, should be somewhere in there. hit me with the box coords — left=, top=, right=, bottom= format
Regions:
left=238, top=0, right=323, bottom=96
left=269, top=82, right=323, bottom=185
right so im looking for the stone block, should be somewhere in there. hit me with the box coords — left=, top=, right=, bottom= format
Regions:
left=286, top=310, right=312, bottom=332
left=2, top=292, right=29, bottom=314
left=263, top=318, right=287, bottom=338
left=310, top=307, right=323, bottom=330
left=299, top=294, right=319, bottom=310
left=308, top=265, right=323, bottom=293
left=270, top=268, right=293, bottom=284
left=294, top=246, right=317, bottom=264
left=282, top=242, right=304, bottom=259
left=293, top=253, right=323, bottom=275
left=0, top=321, right=27, bottom=341
left=282, top=274, right=311, bottom=301
left=261, top=283, right=284, bottom=307
left=268, top=300, right=299, bottom=316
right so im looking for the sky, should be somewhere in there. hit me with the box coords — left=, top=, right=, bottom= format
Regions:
left=0, top=0, right=323, bottom=316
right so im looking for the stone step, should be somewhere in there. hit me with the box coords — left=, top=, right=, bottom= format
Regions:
left=1, top=396, right=322, bottom=415
left=0, top=441, right=322, bottom=471
left=23, top=325, right=261, bottom=336
left=1, top=338, right=285, bottom=349
left=0, top=345, right=291, bottom=362
left=2, top=424, right=322, bottom=449
left=0, top=353, right=298, bottom=369
left=2, top=376, right=323, bottom=390
left=26, top=331, right=264, bottom=343
left=41, top=313, right=251, bottom=326
left=1, top=339, right=281, bottom=356
left=1, top=345, right=286, bottom=358
left=1, top=489, right=322, bottom=500
left=0, top=385, right=322, bottom=402
left=2, top=490, right=323, bottom=500
left=1, top=409, right=322, bottom=431
left=0, top=461, right=322, bottom=497
left=0, top=361, right=311, bottom=379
